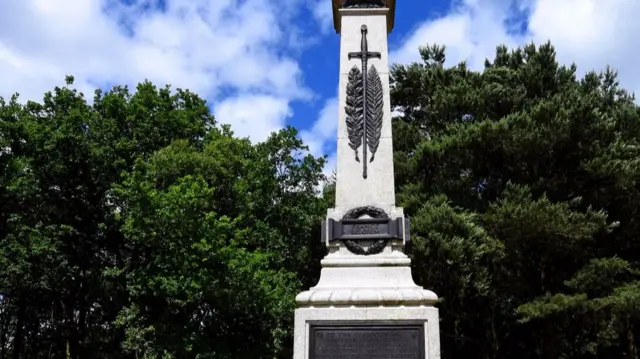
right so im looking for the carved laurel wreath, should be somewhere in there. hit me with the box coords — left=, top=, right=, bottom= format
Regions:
left=342, top=206, right=388, bottom=255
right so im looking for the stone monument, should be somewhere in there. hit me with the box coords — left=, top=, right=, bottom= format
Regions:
left=293, top=1, right=441, bottom=358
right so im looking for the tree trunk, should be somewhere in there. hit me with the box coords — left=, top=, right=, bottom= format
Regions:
left=12, top=294, right=25, bottom=359
left=1, top=298, right=6, bottom=359
left=626, top=320, right=637, bottom=359
left=542, top=321, right=557, bottom=359
left=61, top=300, right=73, bottom=359
left=491, top=302, right=500, bottom=359
left=76, top=302, right=86, bottom=359
left=48, top=301, right=55, bottom=359
left=26, top=313, right=40, bottom=359
left=0, top=300, right=6, bottom=359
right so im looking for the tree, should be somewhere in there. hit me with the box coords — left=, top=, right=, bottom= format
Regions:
left=113, top=127, right=326, bottom=358
left=0, top=78, right=327, bottom=359
left=391, top=42, right=640, bottom=359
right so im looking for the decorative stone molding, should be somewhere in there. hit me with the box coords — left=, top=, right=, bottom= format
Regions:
left=295, top=288, right=438, bottom=307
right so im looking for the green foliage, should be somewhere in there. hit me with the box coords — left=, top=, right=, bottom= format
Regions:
left=112, top=128, right=324, bottom=358
left=392, top=41, right=640, bottom=358
left=3, top=38, right=640, bottom=359
left=0, top=80, right=326, bottom=359
left=408, top=194, right=504, bottom=355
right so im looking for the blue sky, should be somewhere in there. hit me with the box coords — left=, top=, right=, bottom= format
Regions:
left=1, top=0, right=640, bottom=175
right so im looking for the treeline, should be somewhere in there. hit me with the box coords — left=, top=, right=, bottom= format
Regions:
left=390, top=42, right=640, bottom=359
left=0, top=77, right=327, bottom=358
left=1, top=42, right=639, bottom=359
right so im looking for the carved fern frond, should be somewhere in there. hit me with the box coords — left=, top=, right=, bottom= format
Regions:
left=345, top=65, right=364, bottom=162
left=366, top=65, right=383, bottom=162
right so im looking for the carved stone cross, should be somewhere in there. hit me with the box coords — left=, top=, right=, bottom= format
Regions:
left=345, top=25, right=384, bottom=179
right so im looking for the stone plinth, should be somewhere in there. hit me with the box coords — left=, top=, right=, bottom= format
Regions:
left=294, top=307, right=440, bottom=359
left=296, top=241, right=437, bottom=307
left=294, top=240, right=440, bottom=359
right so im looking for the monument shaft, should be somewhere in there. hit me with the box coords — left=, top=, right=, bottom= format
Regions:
left=336, top=8, right=393, bottom=209
left=294, top=2, right=442, bottom=358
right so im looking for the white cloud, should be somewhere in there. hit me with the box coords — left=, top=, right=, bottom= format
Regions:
left=527, top=0, right=640, bottom=94
left=390, top=0, right=522, bottom=69
left=301, top=97, right=337, bottom=155
left=214, top=95, right=292, bottom=142
left=300, top=97, right=338, bottom=177
left=311, top=0, right=334, bottom=34
left=390, top=0, right=640, bottom=96
left=0, top=0, right=313, bottom=140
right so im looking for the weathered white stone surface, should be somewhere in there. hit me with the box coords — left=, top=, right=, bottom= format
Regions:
left=335, top=8, right=395, bottom=211
left=295, top=287, right=438, bottom=307
left=295, top=239, right=438, bottom=307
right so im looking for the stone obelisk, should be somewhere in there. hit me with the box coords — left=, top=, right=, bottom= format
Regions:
left=293, top=1, right=441, bottom=358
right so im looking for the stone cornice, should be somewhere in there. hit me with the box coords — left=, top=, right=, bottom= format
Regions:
left=331, top=0, right=396, bottom=33
left=296, top=288, right=438, bottom=307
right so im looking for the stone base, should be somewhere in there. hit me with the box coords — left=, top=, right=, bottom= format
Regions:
left=294, top=240, right=440, bottom=358
left=296, top=240, right=438, bottom=307
left=293, top=306, right=441, bottom=359
left=296, top=200, right=440, bottom=357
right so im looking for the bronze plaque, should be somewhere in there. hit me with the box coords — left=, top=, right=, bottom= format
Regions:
left=309, top=324, right=423, bottom=359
